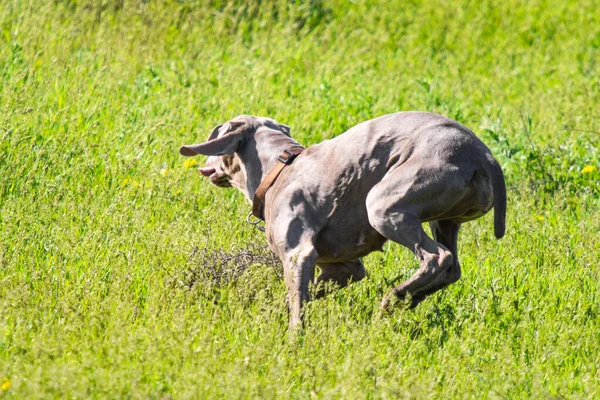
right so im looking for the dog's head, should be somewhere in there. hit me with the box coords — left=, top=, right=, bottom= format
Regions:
left=180, top=115, right=291, bottom=190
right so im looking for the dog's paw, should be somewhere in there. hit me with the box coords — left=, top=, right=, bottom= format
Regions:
left=381, top=289, right=419, bottom=313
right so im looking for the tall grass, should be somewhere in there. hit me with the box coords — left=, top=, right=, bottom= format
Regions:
left=1, top=0, right=599, bottom=398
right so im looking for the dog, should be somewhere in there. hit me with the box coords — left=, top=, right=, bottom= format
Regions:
left=180, top=112, right=506, bottom=330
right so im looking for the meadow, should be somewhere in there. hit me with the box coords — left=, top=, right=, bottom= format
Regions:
left=1, top=0, right=599, bottom=398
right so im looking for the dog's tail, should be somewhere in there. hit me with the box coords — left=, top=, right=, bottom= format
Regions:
left=487, top=156, right=507, bottom=239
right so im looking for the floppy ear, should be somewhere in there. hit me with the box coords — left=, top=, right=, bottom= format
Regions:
left=180, top=127, right=246, bottom=157
left=279, top=124, right=291, bottom=136
left=206, top=124, right=223, bottom=141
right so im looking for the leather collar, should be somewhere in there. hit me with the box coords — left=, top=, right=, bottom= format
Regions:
left=252, top=146, right=304, bottom=220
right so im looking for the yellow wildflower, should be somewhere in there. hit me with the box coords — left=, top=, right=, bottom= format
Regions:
left=184, top=159, right=198, bottom=169
left=1, top=378, right=11, bottom=391
left=174, top=189, right=183, bottom=196
left=160, top=168, right=168, bottom=176
left=121, top=178, right=130, bottom=187
left=536, top=216, right=544, bottom=222
left=582, top=165, right=596, bottom=174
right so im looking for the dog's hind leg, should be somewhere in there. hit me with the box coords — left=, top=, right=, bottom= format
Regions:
left=315, top=259, right=366, bottom=298
left=409, top=220, right=462, bottom=307
left=365, top=164, right=465, bottom=309
left=373, top=212, right=453, bottom=309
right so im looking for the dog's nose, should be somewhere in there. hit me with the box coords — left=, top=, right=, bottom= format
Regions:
left=199, top=167, right=216, bottom=177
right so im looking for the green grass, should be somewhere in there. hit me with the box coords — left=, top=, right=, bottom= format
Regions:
left=1, top=0, right=599, bottom=398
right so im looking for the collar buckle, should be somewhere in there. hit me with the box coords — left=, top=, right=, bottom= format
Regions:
left=252, top=146, right=305, bottom=221
left=277, top=149, right=298, bottom=165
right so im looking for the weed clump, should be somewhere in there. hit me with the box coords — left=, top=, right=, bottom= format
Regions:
left=181, top=243, right=283, bottom=290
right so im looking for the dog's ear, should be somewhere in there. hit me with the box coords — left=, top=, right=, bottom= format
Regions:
left=206, top=124, right=223, bottom=141
left=180, top=125, right=249, bottom=157
left=279, top=124, right=291, bottom=136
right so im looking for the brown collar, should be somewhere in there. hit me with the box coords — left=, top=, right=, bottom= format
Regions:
left=252, top=146, right=304, bottom=220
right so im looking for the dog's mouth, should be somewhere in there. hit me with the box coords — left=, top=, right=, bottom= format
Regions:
left=211, top=176, right=232, bottom=187
left=199, top=167, right=231, bottom=187
left=200, top=167, right=216, bottom=177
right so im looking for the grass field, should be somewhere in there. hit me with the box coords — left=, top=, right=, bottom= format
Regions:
left=1, top=0, right=599, bottom=398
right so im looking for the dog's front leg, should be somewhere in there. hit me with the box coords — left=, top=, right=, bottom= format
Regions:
left=283, top=246, right=317, bottom=331
left=268, top=203, right=322, bottom=331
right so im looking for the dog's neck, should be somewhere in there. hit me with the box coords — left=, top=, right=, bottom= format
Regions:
left=237, top=128, right=302, bottom=201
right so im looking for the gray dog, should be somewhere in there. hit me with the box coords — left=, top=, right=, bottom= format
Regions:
left=180, top=112, right=506, bottom=330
